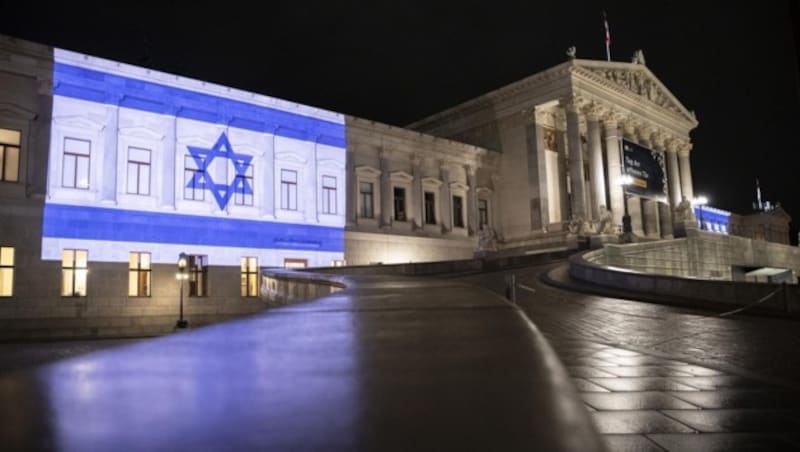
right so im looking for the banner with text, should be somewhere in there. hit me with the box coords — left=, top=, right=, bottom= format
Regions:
left=621, top=139, right=667, bottom=201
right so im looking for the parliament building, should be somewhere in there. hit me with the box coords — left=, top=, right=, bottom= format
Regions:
left=0, top=34, right=728, bottom=336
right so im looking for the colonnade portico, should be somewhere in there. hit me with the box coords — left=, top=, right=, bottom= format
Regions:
left=533, top=96, right=697, bottom=238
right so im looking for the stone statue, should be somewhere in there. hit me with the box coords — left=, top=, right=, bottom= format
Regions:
left=566, top=46, right=576, bottom=60
left=595, top=205, right=615, bottom=234
left=674, top=196, right=693, bottom=221
left=477, top=225, right=498, bottom=252
left=567, top=214, right=586, bottom=235
left=631, top=49, right=646, bottom=65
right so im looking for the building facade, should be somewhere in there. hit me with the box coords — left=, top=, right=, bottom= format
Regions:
left=1, top=35, right=715, bottom=336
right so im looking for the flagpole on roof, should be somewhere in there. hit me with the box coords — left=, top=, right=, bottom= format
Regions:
left=603, top=11, right=612, bottom=61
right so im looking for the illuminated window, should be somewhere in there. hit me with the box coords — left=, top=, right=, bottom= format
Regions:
left=184, top=155, right=205, bottom=200
left=280, top=169, right=298, bottom=210
left=240, top=257, right=258, bottom=297
left=0, top=128, right=21, bottom=183
left=424, top=191, right=436, bottom=225
left=359, top=182, right=374, bottom=218
left=188, top=255, right=207, bottom=297
left=321, top=175, right=337, bottom=214
left=393, top=187, right=406, bottom=222
left=128, top=252, right=151, bottom=297
left=127, top=147, right=151, bottom=195
left=62, top=137, right=90, bottom=189
left=452, top=195, right=465, bottom=228
left=62, top=249, right=88, bottom=297
left=284, top=258, right=307, bottom=269
left=478, top=199, right=489, bottom=228
left=331, top=259, right=346, bottom=267
left=234, top=163, right=254, bottom=206
left=0, top=246, right=14, bottom=297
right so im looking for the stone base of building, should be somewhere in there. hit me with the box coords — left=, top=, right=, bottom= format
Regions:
left=344, top=231, right=476, bottom=266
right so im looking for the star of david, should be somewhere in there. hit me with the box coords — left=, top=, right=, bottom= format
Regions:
left=186, top=132, right=254, bottom=210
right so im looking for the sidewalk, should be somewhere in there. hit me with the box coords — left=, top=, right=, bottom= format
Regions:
left=458, top=264, right=800, bottom=451
left=0, top=274, right=601, bottom=451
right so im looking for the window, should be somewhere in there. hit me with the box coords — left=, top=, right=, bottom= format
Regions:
left=424, top=191, right=436, bottom=225
left=321, top=176, right=337, bottom=214
left=284, top=258, right=307, bottom=269
left=62, top=137, right=90, bottom=189
left=184, top=155, right=205, bottom=200
left=241, top=257, right=258, bottom=297
left=0, top=246, right=13, bottom=297
left=61, top=249, right=88, bottom=297
left=128, top=252, right=151, bottom=297
left=0, top=128, right=21, bottom=183
left=234, top=163, right=254, bottom=206
left=478, top=199, right=489, bottom=228
left=453, top=195, right=464, bottom=228
left=188, top=255, right=207, bottom=297
left=359, top=182, right=374, bottom=218
left=280, top=169, right=298, bottom=210
left=393, top=187, right=407, bottom=222
left=127, top=147, right=151, bottom=195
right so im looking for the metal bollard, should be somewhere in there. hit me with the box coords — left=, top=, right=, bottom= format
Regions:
left=505, top=274, right=517, bottom=304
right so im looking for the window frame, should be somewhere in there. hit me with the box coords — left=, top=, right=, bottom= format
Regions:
left=184, top=154, right=206, bottom=201
left=452, top=195, right=465, bottom=228
left=188, top=254, right=208, bottom=297
left=61, top=249, right=88, bottom=297
left=126, top=146, right=152, bottom=196
left=478, top=198, right=489, bottom=229
left=234, top=162, right=254, bottom=206
left=0, top=246, right=14, bottom=297
left=359, top=181, right=375, bottom=219
left=0, top=128, right=21, bottom=183
left=62, top=137, right=91, bottom=190
left=321, top=175, right=337, bottom=215
left=393, top=186, right=407, bottom=222
left=280, top=169, right=298, bottom=211
left=240, top=256, right=258, bottom=297
left=424, top=191, right=437, bottom=225
left=128, top=251, right=152, bottom=297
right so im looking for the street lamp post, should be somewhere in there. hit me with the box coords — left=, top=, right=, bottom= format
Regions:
left=176, top=252, right=189, bottom=329
left=618, top=174, right=634, bottom=243
left=693, top=196, right=709, bottom=231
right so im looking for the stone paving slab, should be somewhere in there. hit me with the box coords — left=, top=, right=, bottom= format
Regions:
left=457, top=264, right=800, bottom=450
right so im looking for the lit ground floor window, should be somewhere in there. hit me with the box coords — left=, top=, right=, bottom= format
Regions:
left=241, top=257, right=258, bottom=297
left=62, top=249, right=88, bottom=297
left=0, top=246, right=13, bottom=296
left=129, top=252, right=151, bottom=297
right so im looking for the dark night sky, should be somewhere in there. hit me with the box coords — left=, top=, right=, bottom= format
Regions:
left=3, top=1, right=799, bottom=242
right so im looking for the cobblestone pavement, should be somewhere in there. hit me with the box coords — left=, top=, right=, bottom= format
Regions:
left=458, top=264, right=800, bottom=451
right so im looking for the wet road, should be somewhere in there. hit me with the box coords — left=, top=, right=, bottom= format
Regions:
left=458, top=264, right=800, bottom=451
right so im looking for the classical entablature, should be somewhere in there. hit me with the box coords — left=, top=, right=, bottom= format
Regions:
left=569, top=59, right=698, bottom=136
left=409, top=57, right=699, bottom=142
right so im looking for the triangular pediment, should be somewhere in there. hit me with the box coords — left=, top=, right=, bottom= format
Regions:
left=573, top=60, right=698, bottom=126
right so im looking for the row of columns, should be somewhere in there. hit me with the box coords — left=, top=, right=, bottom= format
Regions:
left=557, top=98, right=695, bottom=235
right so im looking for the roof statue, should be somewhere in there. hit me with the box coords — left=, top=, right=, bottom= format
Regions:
left=631, top=49, right=646, bottom=65
left=566, top=46, right=577, bottom=60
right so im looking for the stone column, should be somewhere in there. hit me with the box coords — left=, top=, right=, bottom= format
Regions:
left=564, top=98, right=587, bottom=220
left=345, top=144, right=356, bottom=225
left=491, top=173, right=503, bottom=240
left=585, top=110, right=606, bottom=220
left=603, top=116, right=624, bottom=229
left=307, top=138, right=319, bottom=222
left=101, top=98, right=120, bottom=203
left=665, top=141, right=683, bottom=206
left=556, top=126, right=571, bottom=225
left=678, top=144, right=694, bottom=201
left=466, top=165, right=478, bottom=235
left=439, top=161, right=452, bottom=232
left=379, top=148, right=392, bottom=228
left=161, top=109, right=177, bottom=209
left=639, top=128, right=660, bottom=238
left=653, top=133, right=673, bottom=238
left=411, top=153, right=423, bottom=229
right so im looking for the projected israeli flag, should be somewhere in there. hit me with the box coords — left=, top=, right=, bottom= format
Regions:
left=42, top=48, right=346, bottom=267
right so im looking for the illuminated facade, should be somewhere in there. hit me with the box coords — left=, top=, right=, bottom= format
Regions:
left=1, top=35, right=721, bottom=337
